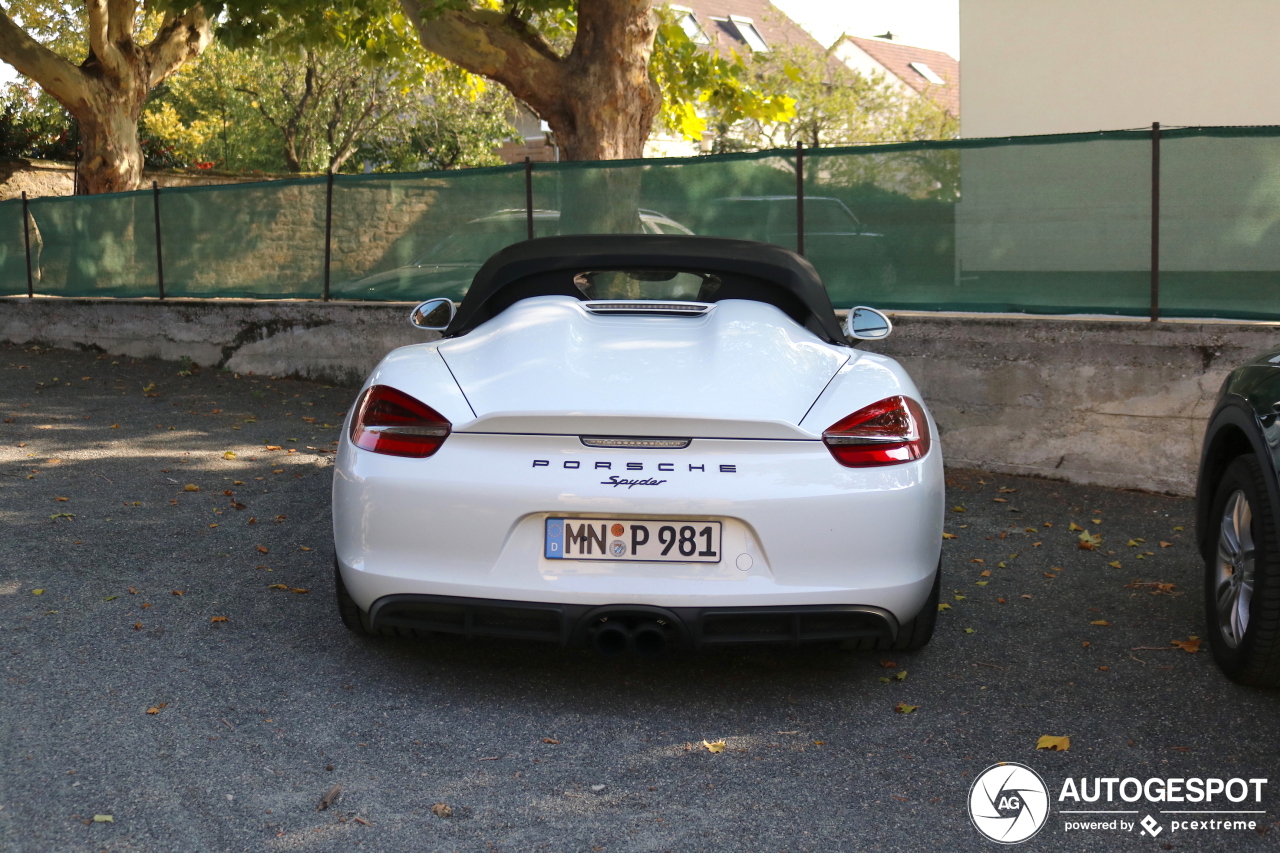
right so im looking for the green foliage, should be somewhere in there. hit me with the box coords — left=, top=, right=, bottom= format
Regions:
left=650, top=7, right=795, bottom=143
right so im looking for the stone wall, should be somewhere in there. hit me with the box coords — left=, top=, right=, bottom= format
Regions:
left=3, top=296, right=1277, bottom=495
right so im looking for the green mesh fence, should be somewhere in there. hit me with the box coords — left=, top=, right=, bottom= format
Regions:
left=0, top=198, right=26, bottom=296
left=4, top=127, right=1280, bottom=321
left=329, top=164, right=526, bottom=302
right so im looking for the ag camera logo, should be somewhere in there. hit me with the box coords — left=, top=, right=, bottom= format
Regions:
left=969, top=762, right=1050, bottom=844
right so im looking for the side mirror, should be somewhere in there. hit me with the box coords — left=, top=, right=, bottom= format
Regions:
left=845, top=306, right=893, bottom=341
left=409, top=298, right=456, bottom=331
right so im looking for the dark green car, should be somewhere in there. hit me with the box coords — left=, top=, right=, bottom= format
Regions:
left=1197, top=352, right=1280, bottom=686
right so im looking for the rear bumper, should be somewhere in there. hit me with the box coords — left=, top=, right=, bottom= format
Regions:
left=367, top=593, right=897, bottom=649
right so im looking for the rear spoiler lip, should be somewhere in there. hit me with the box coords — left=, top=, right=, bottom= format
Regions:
left=453, top=411, right=820, bottom=441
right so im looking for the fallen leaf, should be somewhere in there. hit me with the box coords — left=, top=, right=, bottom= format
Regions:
left=223, top=451, right=236, bottom=460
left=1042, top=522, right=1054, bottom=528
left=104, top=595, right=117, bottom=602
left=542, top=737, right=560, bottom=744
left=183, top=484, right=199, bottom=492
left=431, top=803, right=452, bottom=818
left=55, top=496, right=68, bottom=502
left=1160, top=541, right=1172, bottom=548
left=1082, top=641, right=1090, bottom=647
left=265, top=445, right=282, bottom=452
left=210, top=616, right=228, bottom=623
left=223, top=490, right=234, bottom=496
left=289, top=588, right=309, bottom=594
left=1171, top=636, right=1201, bottom=653
left=954, top=594, right=966, bottom=601
left=971, top=558, right=984, bottom=564
left=1069, top=522, right=1084, bottom=531
left=999, top=487, right=1017, bottom=493
left=942, top=532, right=957, bottom=540
left=993, top=497, right=1008, bottom=503
left=879, top=660, right=897, bottom=668
left=1037, top=735, right=1070, bottom=751
left=894, top=703, right=918, bottom=714
left=256, top=545, right=269, bottom=554
left=894, top=669, right=907, bottom=681
left=937, top=603, right=951, bottom=611
left=1128, top=538, right=1146, bottom=546
left=812, top=740, right=824, bottom=746
left=998, top=562, right=1007, bottom=569
left=980, top=570, right=991, bottom=577
left=1091, top=620, right=1111, bottom=626
left=299, top=546, right=312, bottom=552
left=1098, top=665, right=1109, bottom=671
left=272, top=469, right=284, bottom=475
left=317, top=784, right=341, bottom=811
left=879, top=676, right=890, bottom=683
left=1021, top=594, right=1033, bottom=599
left=268, top=584, right=288, bottom=590
left=92, top=814, right=113, bottom=823
left=703, top=739, right=726, bottom=753
left=172, top=590, right=183, bottom=596
left=997, top=597, right=1006, bottom=604
left=1173, top=526, right=1184, bottom=532
left=975, top=581, right=989, bottom=586
left=145, top=702, right=168, bottom=715
left=952, top=506, right=966, bottom=513
left=247, top=517, right=256, bottom=524
left=1092, top=518, right=1102, bottom=525
left=134, top=622, right=142, bottom=631
left=233, top=480, right=244, bottom=486
left=1024, top=527, right=1036, bottom=533
left=1108, top=561, right=1122, bottom=569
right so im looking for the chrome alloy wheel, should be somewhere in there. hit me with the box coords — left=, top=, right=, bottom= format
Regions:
left=1216, top=490, right=1257, bottom=648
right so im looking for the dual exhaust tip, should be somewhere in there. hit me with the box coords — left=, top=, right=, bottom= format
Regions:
left=592, top=618, right=672, bottom=658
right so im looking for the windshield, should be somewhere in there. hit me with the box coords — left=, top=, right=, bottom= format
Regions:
left=573, top=269, right=721, bottom=301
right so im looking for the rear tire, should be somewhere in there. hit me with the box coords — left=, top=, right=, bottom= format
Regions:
left=334, top=558, right=371, bottom=635
left=1205, top=455, right=1280, bottom=687
left=843, top=562, right=940, bottom=652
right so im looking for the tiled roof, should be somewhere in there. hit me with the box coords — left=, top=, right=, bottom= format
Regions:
left=671, top=0, right=826, bottom=55
left=842, top=36, right=959, bottom=116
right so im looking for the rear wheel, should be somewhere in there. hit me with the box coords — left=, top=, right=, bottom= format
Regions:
left=1205, top=455, right=1280, bottom=686
left=843, top=562, right=940, bottom=652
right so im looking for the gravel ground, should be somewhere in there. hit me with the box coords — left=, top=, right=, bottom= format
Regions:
left=1, top=341, right=1277, bottom=853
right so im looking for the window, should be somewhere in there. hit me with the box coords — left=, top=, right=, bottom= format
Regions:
left=909, top=62, right=945, bottom=85
left=676, top=11, right=710, bottom=44
left=729, top=16, right=769, bottom=52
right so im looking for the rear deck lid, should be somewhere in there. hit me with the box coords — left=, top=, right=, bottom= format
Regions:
left=438, top=296, right=849, bottom=439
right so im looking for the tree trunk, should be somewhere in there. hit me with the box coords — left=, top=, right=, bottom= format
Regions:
left=71, top=75, right=148, bottom=194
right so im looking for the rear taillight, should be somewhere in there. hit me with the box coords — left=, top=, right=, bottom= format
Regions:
left=822, top=395, right=930, bottom=468
left=350, top=385, right=451, bottom=458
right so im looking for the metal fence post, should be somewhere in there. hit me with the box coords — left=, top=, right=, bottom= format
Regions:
left=152, top=181, right=165, bottom=300
left=323, top=171, right=334, bottom=302
left=525, top=157, right=534, bottom=240
left=795, top=142, right=805, bottom=256
left=1150, top=121, right=1160, bottom=322
left=21, top=191, right=32, bottom=298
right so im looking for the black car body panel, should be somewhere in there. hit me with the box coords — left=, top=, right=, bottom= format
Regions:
left=1196, top=357, right=1280, bottom=560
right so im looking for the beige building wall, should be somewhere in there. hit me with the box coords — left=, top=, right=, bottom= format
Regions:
left=961, top=0, right=1280, bottom=138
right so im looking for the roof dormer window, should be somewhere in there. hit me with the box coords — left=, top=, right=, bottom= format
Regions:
left=671, top=7, right=711, bottom=44
left=729, top=16, right=769, bottom=52
left=909, top=62, right=945, bottom=85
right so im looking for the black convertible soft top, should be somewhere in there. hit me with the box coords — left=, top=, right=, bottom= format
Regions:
left=443, top=234, right=846, bottom=344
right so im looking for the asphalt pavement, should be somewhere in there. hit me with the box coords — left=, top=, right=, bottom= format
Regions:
left=0, top=341, right=1277, bottom=853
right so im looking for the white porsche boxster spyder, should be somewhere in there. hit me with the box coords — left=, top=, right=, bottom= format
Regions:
left=332, top=235, right=943, bottom=655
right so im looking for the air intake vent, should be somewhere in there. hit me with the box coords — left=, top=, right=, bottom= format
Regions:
left=582, top=301, right=711, bottom=316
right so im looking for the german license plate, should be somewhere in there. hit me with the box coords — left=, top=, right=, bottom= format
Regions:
left=545, top=518, right=722, bottom=562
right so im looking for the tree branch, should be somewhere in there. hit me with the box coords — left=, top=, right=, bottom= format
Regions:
left=86, top=0, right=128, bottom=80
left=0, top=7, right=86, bottom=107
left=398, top=2, right=560, bottom=110
left=106, top=0, right=138, bottom=45
left=144, top=5, right=212, bottom=88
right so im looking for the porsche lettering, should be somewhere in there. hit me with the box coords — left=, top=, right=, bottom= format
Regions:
left=531, top=459, right=737, bottom=472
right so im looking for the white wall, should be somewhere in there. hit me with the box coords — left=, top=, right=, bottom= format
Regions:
left=961, top=0, right=1280, bottom=138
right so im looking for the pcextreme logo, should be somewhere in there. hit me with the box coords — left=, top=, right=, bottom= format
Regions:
left=967, top=764, right=1269, bottom=844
